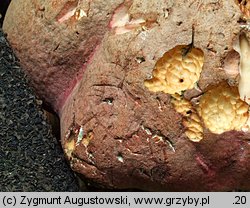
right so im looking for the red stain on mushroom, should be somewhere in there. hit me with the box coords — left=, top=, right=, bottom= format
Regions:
left=195, top=155, right=215, bottom=177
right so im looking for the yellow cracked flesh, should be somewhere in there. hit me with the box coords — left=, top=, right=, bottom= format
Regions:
left=82, top=132, right=94, bottom=147
left=64, top=131, right=94, bottom=158
left=171, top=94, right=203, bottom=142
left=184, top=113, right=203, bottom=142
left=110, top=4, right=146, bottom=35
left=144, top=45, right=204, bottom=94
left=65, top=139, right=75, bottom=158
left=198, top=84, right=249, bottom=134
left=236, top=0, right=250, bottom=20
left=58, top=8, right=86, bottom=23
left=171, top=94, right=193, bottom=116
left=238, top=34, right=250, bottom=104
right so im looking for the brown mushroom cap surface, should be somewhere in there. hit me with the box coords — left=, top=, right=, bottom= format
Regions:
left=3, top=0, right=250, bottom=191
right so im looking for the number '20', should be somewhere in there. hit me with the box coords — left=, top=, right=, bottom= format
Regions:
left=235, top=196, right=246, bottom=204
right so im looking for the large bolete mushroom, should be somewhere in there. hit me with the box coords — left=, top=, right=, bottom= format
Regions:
left=3, top=0, right=250, bottom=191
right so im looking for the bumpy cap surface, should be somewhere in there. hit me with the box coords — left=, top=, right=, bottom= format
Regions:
left=198, top=83, right=249, bottom=134
left=144, top=45, right=204, bottom=94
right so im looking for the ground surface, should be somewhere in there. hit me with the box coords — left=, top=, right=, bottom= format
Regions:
left=0, top=30, right=79, bottom=191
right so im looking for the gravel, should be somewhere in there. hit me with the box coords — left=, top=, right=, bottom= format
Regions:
left=0, top=30, right=79, bottom=191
